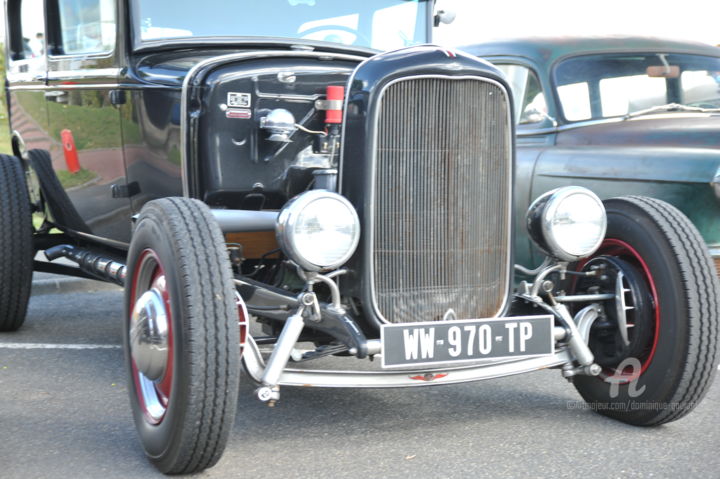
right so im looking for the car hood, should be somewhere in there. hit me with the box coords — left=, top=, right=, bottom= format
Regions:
left=556, top=115, right=720, bottom=149
left=132, top=45, right=372, bottom=87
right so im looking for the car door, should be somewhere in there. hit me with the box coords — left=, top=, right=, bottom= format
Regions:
left=45, top=0, right=132, bottom=242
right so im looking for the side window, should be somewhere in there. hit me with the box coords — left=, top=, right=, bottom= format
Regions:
left=495, top=64, right=548, bottom=125
left=681, top=70, right=720, bottom=108
left=599, top=75, right=666, bottom=117
left=56, top=0, right=116, bottom=55
left=8, top=0, right=46, bottom=63
left=557, top=82, right=591, bottom=121
left=21, top=0, right=46, bottom=58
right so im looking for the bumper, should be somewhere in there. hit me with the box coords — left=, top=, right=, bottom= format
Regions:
left=243, top=334, right=574, bottom=388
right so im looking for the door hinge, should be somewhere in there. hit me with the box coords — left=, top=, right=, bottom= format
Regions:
left=110, top=89, right=126, bottom=106
left=111, top=181, right=140, bottom=198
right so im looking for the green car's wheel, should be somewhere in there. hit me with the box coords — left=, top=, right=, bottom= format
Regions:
left=0, top=154, right=33, bottom=331
left=573, top=196, right=719, bottom=426
left=124, top=197, right=240, bottom=474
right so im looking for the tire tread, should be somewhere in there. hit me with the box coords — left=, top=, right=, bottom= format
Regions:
left=0, top=154, right=33, bottom=331
left=128, top=198, right=239, bottom=474
left=621, top=196, right=719, bottom=425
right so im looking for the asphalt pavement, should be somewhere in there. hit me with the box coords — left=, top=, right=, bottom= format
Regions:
left=0, top=280, right=718, bottom=478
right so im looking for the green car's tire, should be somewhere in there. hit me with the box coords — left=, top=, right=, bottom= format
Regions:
left=573, top=196, right=719, bottom=426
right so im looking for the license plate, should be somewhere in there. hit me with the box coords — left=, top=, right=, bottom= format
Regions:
left=380, top=315, right=555, bottom=368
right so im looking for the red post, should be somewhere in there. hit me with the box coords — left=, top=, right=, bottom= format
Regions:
left=61, top=129, right=80, bottom=174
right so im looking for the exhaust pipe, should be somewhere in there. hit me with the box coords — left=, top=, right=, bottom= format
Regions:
left=45, top=245, right=127, bottom=286
left=45, top=210, right=278, bottom=285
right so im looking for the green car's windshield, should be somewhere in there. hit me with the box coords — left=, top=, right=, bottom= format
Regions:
left=131, top=0, right=430, bottom=51
left=553, top=53, right=720, bottom=122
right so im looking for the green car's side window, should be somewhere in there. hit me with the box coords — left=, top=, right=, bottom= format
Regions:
left=496, top=64, right=547, bottom=125
left=555, top=53, right=720, bottom=122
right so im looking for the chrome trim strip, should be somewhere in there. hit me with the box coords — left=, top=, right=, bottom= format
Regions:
left=47, top=44, right=115, bottom=61
left=8, top=83, right=176, bottom=92
left=517, top=127, right=559, bottom=137
left=7, top=85, right=46, bottom=91
left=367, top=74, right=514, bottom=324
left=47, top=68, right=122, bottom=80
left=709, top=247, right=720, bottom=258
left=242, top=334, right=571, bottom=388
left=180, top=50, right=366, bottom=197
left=8, top=83, right=122, bottom=91
left=518, top=112, right=720, bottom=136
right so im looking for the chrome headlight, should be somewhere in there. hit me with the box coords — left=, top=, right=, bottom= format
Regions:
left=712, top=169, right=720, bottom=199
left=526, top=186, right=606, bottom=262
left=276, top=190, right=360, bottom=271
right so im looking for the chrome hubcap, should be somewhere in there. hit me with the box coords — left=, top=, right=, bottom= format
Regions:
left=130, top=289, right=169, bottom=381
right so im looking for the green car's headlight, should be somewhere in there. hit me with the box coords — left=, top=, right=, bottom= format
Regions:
left=526, top=186, right=607, bottom=262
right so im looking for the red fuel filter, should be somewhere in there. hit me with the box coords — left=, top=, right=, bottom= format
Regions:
left=325, top=85, right=344, bottom=124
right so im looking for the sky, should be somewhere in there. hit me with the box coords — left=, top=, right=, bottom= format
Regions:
left=3, top=1, right=720, bottom=48
left=433, top=0, right=720, bottom=47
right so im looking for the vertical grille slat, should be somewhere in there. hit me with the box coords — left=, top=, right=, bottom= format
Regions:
left=372, top=77, right=511, bottom=323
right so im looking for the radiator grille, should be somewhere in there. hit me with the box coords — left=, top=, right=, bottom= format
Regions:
left=372, top=76, right=512, bottom=323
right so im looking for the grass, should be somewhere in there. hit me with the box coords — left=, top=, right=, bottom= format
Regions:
left=56, top=168, right=97, bottom=189
left=32, top=212, right=62, bottom=234
left=16, top=91, right=143, bottom=150
left=32, top=212, right=44, bottom=230
left=0, top=113, right=10, bottom=153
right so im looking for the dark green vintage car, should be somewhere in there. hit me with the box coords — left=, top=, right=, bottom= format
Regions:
left=463, top=36, right=720, bottom=275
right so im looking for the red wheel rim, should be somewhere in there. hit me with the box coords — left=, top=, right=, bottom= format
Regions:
left=128, top=249, right=174, bottom=425
left=236, top=291, right=249, bottom=354
left=579, top=238, right=660, bottom=382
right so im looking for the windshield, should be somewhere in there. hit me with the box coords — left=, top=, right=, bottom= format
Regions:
left=131, top=0, right=430, bottom=51
left=553, top=53, right=720, bottom=122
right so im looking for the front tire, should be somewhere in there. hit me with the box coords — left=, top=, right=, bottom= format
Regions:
left=0, top=154, right=33, bottom=331
left=573, top=196, right=719, bottom=426
left=124, top=198, right=240, bottom=474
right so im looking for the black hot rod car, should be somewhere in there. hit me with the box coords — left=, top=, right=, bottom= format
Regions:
left=2, top=0, right=719, bottom=474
